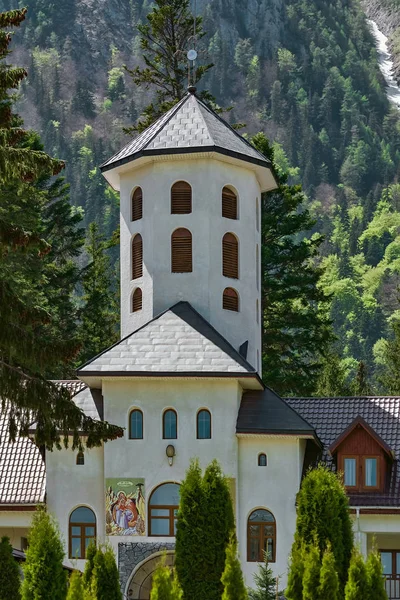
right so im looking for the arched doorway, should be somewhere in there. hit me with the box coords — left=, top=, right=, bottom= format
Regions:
left=127, top=551, right=175, bottom=599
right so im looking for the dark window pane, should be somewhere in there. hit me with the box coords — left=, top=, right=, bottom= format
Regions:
left=151, top=519, right=170, bottom=535
left=365, top=458, right=377, bottom=487
left=85, top=538, right=93, bottom=552
left=381, top=552, right=392, bottom=575
left=130, top=410, right=143, bottom=439
left=197, top=410, right=211, bottom=439
left=264, top=525, right=274, bottom=536
left=85, top=527, right=95, bottom=536
left=396, top=553, right=400, bottom=575
left=71, top=537, right=81, bottom=558
left=151, top=509, right=169, bottom=517
left=151, top=483, right=180, bottom=505
left=249, top=525, right=260, bottom=536
left=250, top=538, right=259, bottom=561
left=71, top=526, right=81, bottom=536
left=70, top=507, right=96, bottom=523
left=163, top=410, right=177, bottom=439
left=265, top=538, right=274, bottom=561
left=174, top=519, right=178, bottom=535
left=249, top=510, right=275, bottom=523
left=258, top=454, right=267, bottom=466
left=344, top=458, right=356, bottom=487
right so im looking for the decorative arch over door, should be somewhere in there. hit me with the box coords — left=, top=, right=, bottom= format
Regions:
left=127, top=550, right=175, bottom=599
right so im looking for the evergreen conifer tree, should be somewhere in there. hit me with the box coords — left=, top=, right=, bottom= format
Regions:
left=21, top=509, right=67, bottom=600
left=90, top=545, right=122, bottom=600
left=0, top=536, right=21, bottom=600
left=344, top=550, right=369, bottom=600
left=150, top=556, right=181, bottom=600
left=248, top=551, right=277, bottom=600
left=76, top=222, right=119, bottom=366
left=302, top=544, right=321, bottom=600
left=221, top=537, right=248, bottom=600
left=318, top=545, right=339, bottom=600
left=124, top=0, right=214, bottom=132
left=285, top=545, right=305, bottom=600
left=251, top=133, right=333, bottom=395
left=67, top=571, right=85, bottom=600
left=366, top=551, right=388, bottom=600
left=82, top=540, right=96, bottom=591
left=379, top=321, right=400, bottom=394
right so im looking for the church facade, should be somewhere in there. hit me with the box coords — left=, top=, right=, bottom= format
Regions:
left=2, top=92, right=400, bottom=598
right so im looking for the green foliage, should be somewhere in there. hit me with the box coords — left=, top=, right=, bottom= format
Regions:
left=89, top=545, right=122, bottom=600
left=82, top=540, right=97, bottom=591
left=221, top=537, right=248, bottom=600
left=318, top=544, right=339, bottom=600
left=175, top=460, right=235, bottom=600
left=366, top=551, right=388, bottom=600
left=21, top=508, right=68, bottom=600
left=248, top=552, right=276, bottom=600
left=285, top=545, right=305, bottom=600
left=344, top=550, right=369, bottom=600
left=290, top=466, right=353, bottom=592
left=252, top=133, right=333, bottom=395
left=378, top=321, right=400, bottom=393
left=302, top=544, right=321, bottom=600
left=150, top=556, right=181, bottom=600
left=67, top=571, right=85, bottom=600
left=0, top=536, right=21, bottom=600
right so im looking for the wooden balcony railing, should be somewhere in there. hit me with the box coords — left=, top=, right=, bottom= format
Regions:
left=385, top=575, right=400, bottom=599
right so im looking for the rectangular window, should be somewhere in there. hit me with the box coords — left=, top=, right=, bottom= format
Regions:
left=365, top=458, right=378, bottom=487
left=344, top=457, right=357, bottom=487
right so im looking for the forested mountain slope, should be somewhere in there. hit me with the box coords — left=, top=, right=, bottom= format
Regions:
left=3, top=0, right=400, bottom=389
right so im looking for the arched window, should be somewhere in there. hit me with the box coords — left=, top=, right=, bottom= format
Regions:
left=256, top=245, right=259, bottom=291
left=197, top=409, right=211, bottom=439
left=163, top=409, right=177, bottom=439
left=131, top=187, right=143, bottom=221
left=223, top=287, right=239, bottom=312
left=222, top=186, right=238, bottom=220
left=132, top=288, right=142, bottom=312
left=171, top=181, right=192, bottom=214
left=129, top=409, right=143, bottom=439
left=258, top=453, right=267, bottom=467
left=69, top=506, right=96, bottom=559
left=132, top=234, right=143, bottom=280
left=76, top=452, right=84, bottom=465
left=149, top=483, right=180, bottom=536
left=247, top=509, right=276, bottom=563
left=171, top=228, right=192, bottom=273
left=222, top=233, right=239, bottom=279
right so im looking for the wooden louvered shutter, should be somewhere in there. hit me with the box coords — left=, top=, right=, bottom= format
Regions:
left=223, top=288, right=239, bottom=311
left=132, top=234, right=143, bottom=279
left=222, top=187, right=238, bottom=219
left=171, top=182, right=192, bottom=214
left=171, top=228, right=192, bottom=272
left=131, top=187, right=143, bottom=221
left=222, top=233, right=239, bottom=279
left=132, top=288, right=142, bottom=312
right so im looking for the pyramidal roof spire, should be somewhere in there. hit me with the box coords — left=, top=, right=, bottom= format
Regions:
left=101, top=93, right=277, bottom=192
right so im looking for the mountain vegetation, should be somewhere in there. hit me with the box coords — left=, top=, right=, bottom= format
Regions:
left=3, top=0, right=400, bottom=392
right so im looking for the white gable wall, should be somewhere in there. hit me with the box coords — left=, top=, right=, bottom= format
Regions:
left=120, top=157, right=262, bottom=372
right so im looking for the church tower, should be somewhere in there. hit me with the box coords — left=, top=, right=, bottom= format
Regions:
left=101, top=90, right=276, bottom=373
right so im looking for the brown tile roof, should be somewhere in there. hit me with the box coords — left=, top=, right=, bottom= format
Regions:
left=286, top=396, right=400, bottom=507
left=0, top=381, right=87, bottom=505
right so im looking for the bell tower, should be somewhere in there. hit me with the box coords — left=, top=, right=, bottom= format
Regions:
left=101, top=91, right=277, bottom=374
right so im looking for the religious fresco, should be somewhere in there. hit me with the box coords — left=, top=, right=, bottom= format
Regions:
left=105, top=478, right=145, bottom=536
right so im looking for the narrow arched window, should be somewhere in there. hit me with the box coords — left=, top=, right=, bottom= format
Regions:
left=171, top=228, right=192, bottom=273
left=222, top=233, right=239, bottom=279
left=258, top=453, right=267, bottom=467
left=197, top=409, right=211, bottom=439
left=132, top=288, right=142, bottom=312
left=131, top=187, right=143, bottom=221
left=76, top=452, right=84, bottom=465
left=69, top=506, right=96, bottom=559
left=247, top=509, right=276, bottom=562
left=171, top=181, right=192, bottom=214
left=222, top=186, right=238, bottom=219
left=149, top=483, right=180, bottom=536
left=129, top=409, right=143, bottom=439
left=132, top=234, right=143, bottom=280
left=223, top=287, right=239, bottom=312
left=163, top=409, right=177, bottom=439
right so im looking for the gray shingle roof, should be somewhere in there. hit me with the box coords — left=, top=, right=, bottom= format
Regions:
left=77, top=301, right=257, bottom=376
left=286, top=396, right=400, bottom=507
left=101, top=92, right=270, bottom=172
left=0, top=381, right=87, bottom=505
left=237, top=389, right=318, bottom=438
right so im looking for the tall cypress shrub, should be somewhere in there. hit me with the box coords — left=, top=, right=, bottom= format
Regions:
left=82, top=540, right=96, bottom=590
left=67, top=571, right=85, bottom=600
left=286, top=545, right=305, bottom=600
left=175, top=460, right=235, bottom=600
left=366, top=551, right=388, bottom=600
left=289, top=465, right=353, bottom=592
left=150, top=556, right=181, bottom=600
left=0, top=536, right=21, bottom=600
left=221, top=538, right=248, bottom=600
left=344, top=549, right=369, bottom=600
left=302, top=544, right=320, bottom=600
left=90, top=545, right=122, bottom=600
left=318, top=545, right=339, bottom=600
left=21, top=508, right=67, bottom=600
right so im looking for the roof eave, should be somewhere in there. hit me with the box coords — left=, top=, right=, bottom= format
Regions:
left=236, top=430, right=322, bottom=447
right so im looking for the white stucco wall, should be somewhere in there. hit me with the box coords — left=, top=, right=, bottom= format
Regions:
left=46, top=443, right=104, bottom=570
left=238, top=436, right=301, bottom=590
left=0, top=512, right=33, bottom=549
left=119, top=157, right=262, bottom=372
